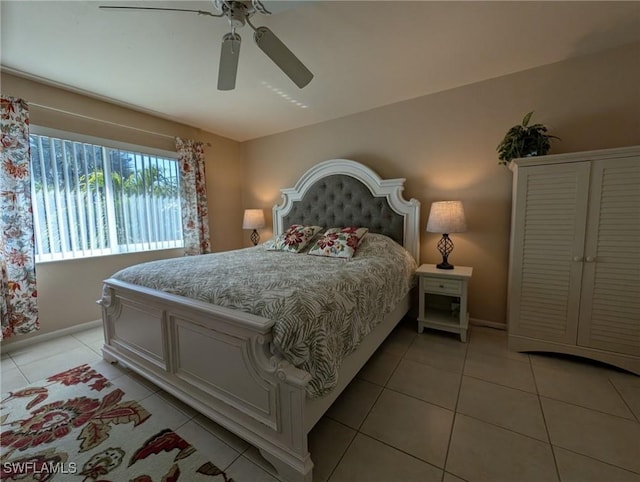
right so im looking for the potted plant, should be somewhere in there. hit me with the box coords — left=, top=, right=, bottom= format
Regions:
left=497, top=111, right=560, bottom=165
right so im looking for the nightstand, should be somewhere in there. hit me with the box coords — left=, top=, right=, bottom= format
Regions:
left=416, top=264, right=473, bottom=342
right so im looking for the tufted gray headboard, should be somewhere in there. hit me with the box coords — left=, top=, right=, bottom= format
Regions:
left=273, top=159, right=421, bottom=262
left=282, top=174, right=405, bottom=245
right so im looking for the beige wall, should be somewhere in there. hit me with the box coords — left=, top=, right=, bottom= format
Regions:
left=242, top=42, right=640, bottom=326
left=1, top=72, right=244, bottom=342
left=3, top=41, right=638, bottom=341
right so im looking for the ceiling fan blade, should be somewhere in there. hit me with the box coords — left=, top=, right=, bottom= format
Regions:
left=218, top=33, right=242, bottom=91
left=253, top=26, right=313, bottom=88
left=98, top=6, right=223, bottom=17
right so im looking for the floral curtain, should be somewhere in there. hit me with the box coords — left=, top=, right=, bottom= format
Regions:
left=1, top=95, right=38, bottom=340
left=175, top=138, right=211, bottom=255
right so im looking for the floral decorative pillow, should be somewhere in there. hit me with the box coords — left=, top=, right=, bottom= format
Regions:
left=308, top=227, right=369, bottom=259
left=268, top=224, right=324, bottom=253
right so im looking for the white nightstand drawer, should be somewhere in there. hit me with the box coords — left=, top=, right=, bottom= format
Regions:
left=423, top=278, right=462, bottom=295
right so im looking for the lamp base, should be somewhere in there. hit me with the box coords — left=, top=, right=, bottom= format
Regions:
left=436, top=261, right=454, bottom=270
left=436, top=234, right=455, bottom=269
left=250, top=230, right=260, bottom=246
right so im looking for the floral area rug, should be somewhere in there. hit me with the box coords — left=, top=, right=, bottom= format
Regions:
left=1, top=364, right=233, bottom=481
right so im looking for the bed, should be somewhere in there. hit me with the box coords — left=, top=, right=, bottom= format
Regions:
left=99, top=159, right=420, bottom=482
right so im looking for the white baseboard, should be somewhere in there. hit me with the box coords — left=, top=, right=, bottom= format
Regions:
left=0, top=317, right=506, bottom=353
left=469, top=318, right=506, bottom=330
left=1, top=319, right=102, bottom=354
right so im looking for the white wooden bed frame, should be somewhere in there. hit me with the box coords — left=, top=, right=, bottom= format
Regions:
left=99, top=159, right=420, bottom=482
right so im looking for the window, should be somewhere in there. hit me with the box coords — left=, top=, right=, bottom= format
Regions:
left=29, top=128, right=183, bottom=261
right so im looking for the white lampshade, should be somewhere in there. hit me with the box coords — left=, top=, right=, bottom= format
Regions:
left=242, top=209, right=265, bottom=230
left=426, top=201, right=467, bottom=234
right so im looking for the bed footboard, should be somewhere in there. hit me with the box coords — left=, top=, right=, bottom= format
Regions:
left=99, top=278, right=314, bottom=482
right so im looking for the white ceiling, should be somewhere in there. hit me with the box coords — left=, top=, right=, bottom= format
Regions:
left=2, top=1, right=639, bottom=141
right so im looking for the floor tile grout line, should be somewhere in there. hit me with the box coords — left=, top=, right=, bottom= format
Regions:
left=221, top=452, right=244, bottom=474
left=327, top=333, right=446, bottom=481
left=382, top=384, right=459, bottom=412
left=606, top=377, right=640, bottom=424
left=73, top=333, right=105, bottom=350
left=369, top=349, right=404, bottom=429
left=379, top=328, right=417, bottom=359
left=530, top=354, right=562, bottom=482
left=167, top=418, right=246, bottom=472
left=400, top=354, right=465, bottom=377
left=190, top=415, right=253, bottom=457
left=8, top=336, right=93, bottom=359
left=350, top=432, right=447, bottom=476
left=550, top=443, right=640, bottom=477
left=465, top=363, right=634, bottom=419
left=89, top=346, right=103, bottom=357
left=538, top=394, right=640, bottom=423
left=465, top=344, right=533, bottom=365
left=325, top=352, right=402, bottom=482
left=89, top=360, right=129, bottom=382
left=323, top=426, right=356, bottom=482
left=440, top=334, right=469, bottom=481
left=462, top=373, right=537, bottom=395
left=484, top=350, right=640, bottom=420
left=2, top=352, right=19, bottom=371
left=14, top=360, right=33, bottom=384
left=154, top=393, right=200, bottom=422
left=443, top=470, right=471, bottom=482
left=454, top=409, right=551, bottom=445
left=11, top=345, right=102, bottom=375
left=403, top=338, right=467, bottom=367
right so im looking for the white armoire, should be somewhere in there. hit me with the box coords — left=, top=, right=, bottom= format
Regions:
left=508, top=146, right=639, bottom=375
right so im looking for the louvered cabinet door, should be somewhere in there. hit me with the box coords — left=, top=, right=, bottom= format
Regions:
left=509, top=163, right=591, bottom=344
left=577, top=157, right=640, bottom=356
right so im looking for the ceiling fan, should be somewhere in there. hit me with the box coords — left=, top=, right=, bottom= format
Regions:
left=99, top=0, right=313, bottom=91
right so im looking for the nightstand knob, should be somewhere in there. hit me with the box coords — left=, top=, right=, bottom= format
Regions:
left=439, top=284, right=445, bottom=288
left=573, top=256, right=583, bottom=262
left=586, top=256, right=596, bottom=263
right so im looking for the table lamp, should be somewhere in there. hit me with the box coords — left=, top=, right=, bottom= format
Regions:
left=242, top=209, right=265, bottom=246
left=426, top=201, right=467, bottom=269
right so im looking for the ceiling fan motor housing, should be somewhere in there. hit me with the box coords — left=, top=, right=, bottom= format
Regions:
left=223, top=1, right=250, bottom=28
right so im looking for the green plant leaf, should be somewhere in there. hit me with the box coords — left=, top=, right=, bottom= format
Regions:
left=497, top=111, right=559, bottom=165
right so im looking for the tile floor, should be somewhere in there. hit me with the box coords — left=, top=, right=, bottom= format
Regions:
left=2, top=320, right=639, bottom=482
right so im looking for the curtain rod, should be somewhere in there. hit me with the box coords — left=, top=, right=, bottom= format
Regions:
left=28, top=102, right=211, bottom=146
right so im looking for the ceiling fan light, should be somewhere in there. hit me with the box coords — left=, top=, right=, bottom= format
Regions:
left=218, top=32, right=241, bottom=90
left=253, top=26, right=313, bottom=88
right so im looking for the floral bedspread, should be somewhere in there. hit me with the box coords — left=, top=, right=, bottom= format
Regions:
left=110, top=234, right=417, bottom=398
